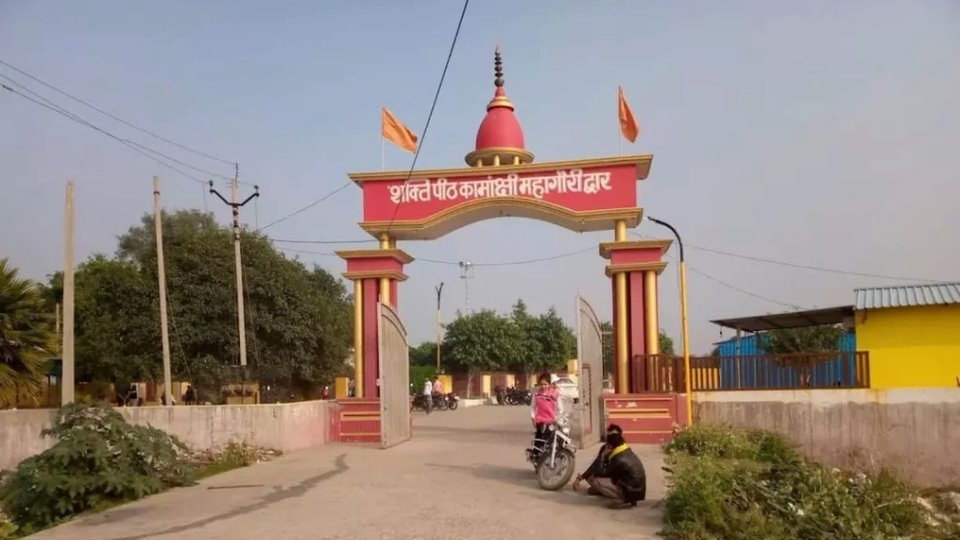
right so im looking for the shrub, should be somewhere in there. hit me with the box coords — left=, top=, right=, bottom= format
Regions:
left=662, top=424, right=948, bottom=539
left=0, top=402, right=194, bottom=533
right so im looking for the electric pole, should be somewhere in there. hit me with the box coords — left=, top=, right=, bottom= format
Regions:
left=435, top=282, right=444, bottom=371
left=209, top=168, right=259, bottom=367
left=153, top=177, right=173, bottom=406
left=62, top=181, right=75, bottom=405
left=458, top=261, right=474, bottom=314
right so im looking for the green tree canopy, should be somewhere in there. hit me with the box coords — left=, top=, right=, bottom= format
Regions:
left=764, top=326, right=845, bottom=354
left=67, top=210, right=352, bottom=402
left=409, top=341, right=436, bottom=367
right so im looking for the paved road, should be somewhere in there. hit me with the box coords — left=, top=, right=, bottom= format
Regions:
left=28, top=405, right=666, bottom=540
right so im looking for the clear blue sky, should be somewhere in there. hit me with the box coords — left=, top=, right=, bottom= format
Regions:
left=2, top=0, right=958, bottom=353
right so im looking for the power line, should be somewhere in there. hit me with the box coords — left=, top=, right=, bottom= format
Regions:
left=0, top=57, right=235, bottom=166
left=257, top=181, right=353, bottom=231
left=271, top=238, right=376, bottom=245
left=630, top=232, right=938, bottom=283
left=382, top=0, right=470, bottom=235
left=3, top=82, right=209, bottom=185
left=248, top=1, right=470, bottom=234
left=684, top=264, right=806, bottom=310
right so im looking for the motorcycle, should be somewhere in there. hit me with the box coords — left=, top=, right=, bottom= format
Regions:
left=444, top=392, right=459, bottom=410
left=431, top=392, right=448, bottom=411
left=505, top=387, right=532, bottom=406
left=410, top=393, right=432, bottom=414
left=525, top=399, right=576, bottom=491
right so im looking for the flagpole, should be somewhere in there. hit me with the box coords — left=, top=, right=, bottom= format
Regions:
left=380, top=135, right=385, bottom=171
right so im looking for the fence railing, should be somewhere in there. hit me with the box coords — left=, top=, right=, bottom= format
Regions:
left=630, top=351, right=871, bottom=392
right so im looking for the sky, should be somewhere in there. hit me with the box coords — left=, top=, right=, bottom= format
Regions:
left=2, top=0, right=959, bottom=354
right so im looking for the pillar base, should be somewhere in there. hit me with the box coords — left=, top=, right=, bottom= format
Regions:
left=603, top=393, right=688, bottom=444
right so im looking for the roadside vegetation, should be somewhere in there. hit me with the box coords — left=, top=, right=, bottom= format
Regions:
left=0, top=402, right=275, bottom=538
left=661, top=424, right=960, bottom=539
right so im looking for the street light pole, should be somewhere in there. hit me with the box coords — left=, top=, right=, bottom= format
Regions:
left=645, top=216, right=693, bottom=426
left=458, top=261, right=473, bottom=314
left=435, top=282, right=444, bottom=372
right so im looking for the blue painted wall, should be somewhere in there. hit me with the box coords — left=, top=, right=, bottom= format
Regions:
left=713, top=331, right=857, bottom=388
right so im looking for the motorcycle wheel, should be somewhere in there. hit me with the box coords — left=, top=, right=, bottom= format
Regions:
left=447, top=399, right=458, bottom=410
left=536, top=448, right=576, bottom=491
left=436, top=399, right=448, bottom=411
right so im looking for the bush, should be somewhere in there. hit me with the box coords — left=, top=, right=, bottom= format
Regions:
left=0, top=402, right=194, bottom=533
left=662, top=424, right=949, bottom=539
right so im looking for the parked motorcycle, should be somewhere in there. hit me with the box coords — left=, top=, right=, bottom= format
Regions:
left=431, top=392, right=448, bottom=411
left=410, top=393, right=432, bottom=414
left=525, top=399, right=576, bottom=491
left=505, top=387, right=532, bottom=406
left=445, top=392, right=460, bottom=410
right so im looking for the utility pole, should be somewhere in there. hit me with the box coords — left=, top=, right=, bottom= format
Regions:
left=209, top=168, right=259, bottom=367
left=458, top=261, right=473, bottom=314
left=435, top=282, right=444, bottom=371
left=62, top=181, right=75, bottom=405
left=153, top=177, right=173, bottom=407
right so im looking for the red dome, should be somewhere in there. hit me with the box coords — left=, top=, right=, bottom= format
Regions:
left=464, top=49, right=535, bottom=167
left=475, top=87, right=525, bottom=150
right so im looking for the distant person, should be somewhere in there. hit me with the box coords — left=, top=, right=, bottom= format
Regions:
left=184, top=384, right=196, bottom=405
left=422, top=379, right=433, bottom=412
left=321, top=386, right=330, bottom=400
left=433, top=378, right=444, bottom=395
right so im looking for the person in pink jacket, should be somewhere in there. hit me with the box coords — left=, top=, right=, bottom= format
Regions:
left=530, top=372, right=559, bottom=455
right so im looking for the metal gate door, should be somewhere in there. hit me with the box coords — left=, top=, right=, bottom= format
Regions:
left=378, top=302, right=411, bottom=448
left=576, top=295, right=604, bottom=449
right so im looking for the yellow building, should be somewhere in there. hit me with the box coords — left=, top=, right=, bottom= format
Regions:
left=854, top=283, right=960, bottom=389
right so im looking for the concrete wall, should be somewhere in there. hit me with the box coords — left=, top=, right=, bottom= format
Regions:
left=695, top=389, right=960, bottom=488
left=0, top=400, right=330, bottom=472
left=856, top=304, right=960, bottom=389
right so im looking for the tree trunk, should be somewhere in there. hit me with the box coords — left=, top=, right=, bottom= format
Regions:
left=466, top=370, right=474, bottom=399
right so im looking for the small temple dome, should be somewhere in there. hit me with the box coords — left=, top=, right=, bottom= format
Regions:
left=465, top=48, right=534, bottom=167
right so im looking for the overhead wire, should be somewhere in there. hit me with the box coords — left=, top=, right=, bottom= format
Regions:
left=2, top=81, right=209, bottom=185
left=382, top=0, right=470, bottom=235
left=0, top=57, right=235, bottom=166
left=257, top=181, right=353, bottom=231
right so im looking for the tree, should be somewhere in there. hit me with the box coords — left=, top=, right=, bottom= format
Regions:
left=509, top=299, right=541, bottom=375
left=528, top=307, right=576, bottom=372
left=659, top=330, right=676, bottom=356
left=765, top=326, right=845, bottom=354
left=409, top=341, right=436, bottom=367
left=442, top=309, right=521, bottom=397
left=66, top=210, right=353, bottom=402
left=0, top=259, right=55, bottom=407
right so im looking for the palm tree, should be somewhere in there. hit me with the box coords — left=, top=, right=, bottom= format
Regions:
left=0, top=258, right=55, bottom=407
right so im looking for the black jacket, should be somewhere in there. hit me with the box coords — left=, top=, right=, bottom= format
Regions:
left=582, top=447, right=609, bottom=479
left=606, top=446, right=647, bottom=502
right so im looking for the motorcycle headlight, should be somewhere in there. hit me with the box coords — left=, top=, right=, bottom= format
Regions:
left=561, top=426, right=570, bottom=434
left=548, top=424, right=556, bottom=432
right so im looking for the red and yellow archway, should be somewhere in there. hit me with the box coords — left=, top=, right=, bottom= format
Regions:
left=337, top=50, right=673, bottom=418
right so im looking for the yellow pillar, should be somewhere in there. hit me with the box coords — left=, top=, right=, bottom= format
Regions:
left=615, top=270, right=629, bottom=394
left=493, top=154, right=501, bottom=166
left=378, top=234, right=391, bottom=306
left=353, top=279, right=364, bottom=398
left=645, top=270, right=659, bottom=355
left=614, top=219, right=629, bottom=394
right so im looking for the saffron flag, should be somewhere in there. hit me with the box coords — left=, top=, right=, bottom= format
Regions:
left=381, top=107, right=418, bottom=153
left=618, top=86, right=639, bottom=143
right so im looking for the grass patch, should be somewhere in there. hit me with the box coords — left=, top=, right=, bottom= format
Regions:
left=661, top=424, right=960, bottom=539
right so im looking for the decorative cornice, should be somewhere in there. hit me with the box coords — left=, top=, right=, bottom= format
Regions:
left=335, top=249, right=414, bottom=264
left=347, top=154, right=653, bottom=184
left=359, top=197, right=642, bottom=240
left=342, top=270, right=409, bottom=282
left=604, top=261, right=668, bottom=277
left=598, top=238, right=672, bottom=259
